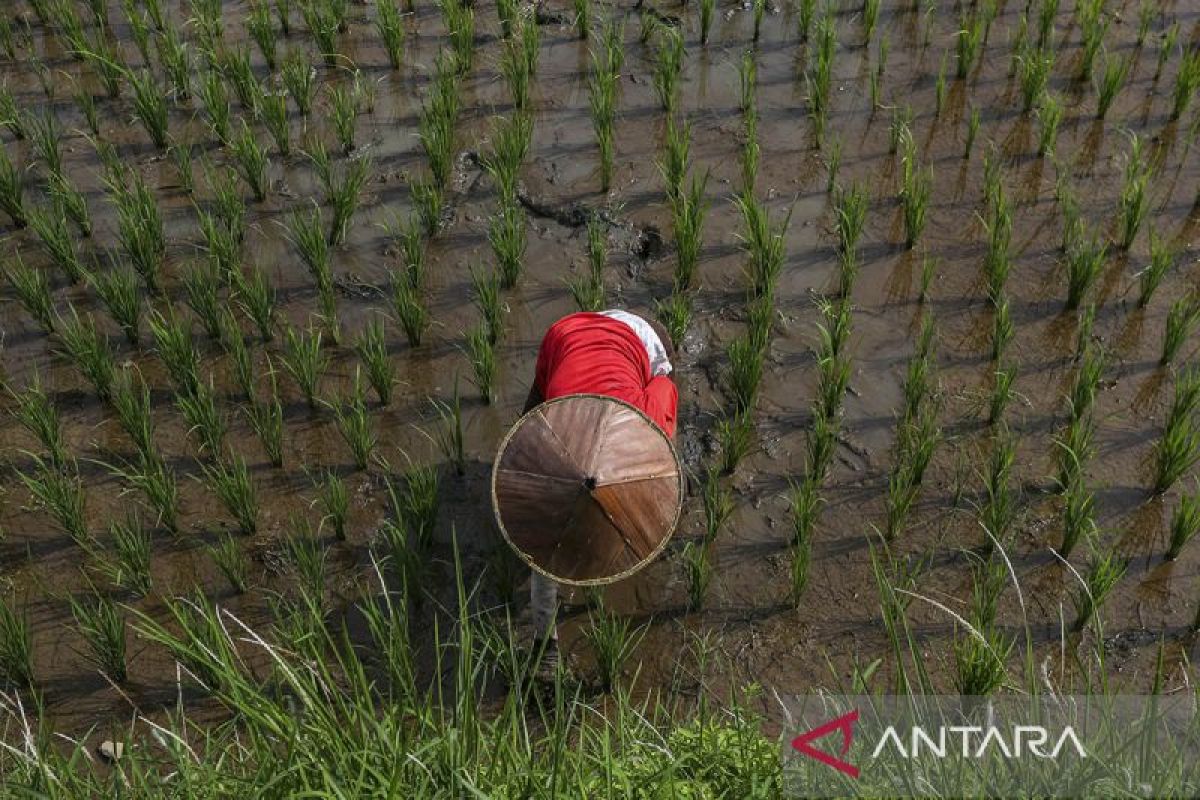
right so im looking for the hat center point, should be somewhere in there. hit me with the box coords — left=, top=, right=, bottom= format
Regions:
left=583, top=476, right=597, bottom=491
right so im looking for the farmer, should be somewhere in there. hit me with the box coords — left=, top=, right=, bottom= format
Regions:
left=520, top=310, right=679, bottom=678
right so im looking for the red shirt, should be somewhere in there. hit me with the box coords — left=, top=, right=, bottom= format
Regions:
left=534, top=313, right=678, bottom=437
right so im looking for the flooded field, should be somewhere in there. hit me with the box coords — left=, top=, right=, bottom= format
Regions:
left=1, top=0, right=1199, bottom=762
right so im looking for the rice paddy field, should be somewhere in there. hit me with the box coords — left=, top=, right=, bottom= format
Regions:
left=1, top=0, right=1200, bottom=794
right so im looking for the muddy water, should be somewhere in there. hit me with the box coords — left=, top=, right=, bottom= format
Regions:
left=1, top=0, right=1199, bottom=740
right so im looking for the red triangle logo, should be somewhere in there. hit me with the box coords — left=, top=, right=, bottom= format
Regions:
left=790, top=709, right=860, bottom=778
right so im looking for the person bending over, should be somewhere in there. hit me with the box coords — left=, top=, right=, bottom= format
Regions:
left=520, top=310, right=679, bottom=678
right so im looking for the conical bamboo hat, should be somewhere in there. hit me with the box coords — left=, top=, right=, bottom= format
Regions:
left=491, top=394, right=684, bottom=585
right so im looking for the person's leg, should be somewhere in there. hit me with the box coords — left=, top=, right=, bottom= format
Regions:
left=530, top=570, right=558, bottom=641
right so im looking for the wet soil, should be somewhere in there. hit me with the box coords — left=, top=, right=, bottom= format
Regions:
left=1, top=0, right=1199, bottom=745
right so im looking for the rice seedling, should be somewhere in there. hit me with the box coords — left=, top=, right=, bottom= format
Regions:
left=489, top=201, right=527, bottom=289
left=0, top=15, right=13, bottom=59
left=465, top=322, right=498, bottom=404
left=1064, top=229, right=1106, bottom=311
left=989, top=361, right=1017, bottom=425
left=0, top=143, right=25, bottom=227
left=1138, top=230, right=1177, bottom=308
left=49, top=0, right=88, bottom=56
left=1156, top=23, right=1178, bottom=82
left=1071, top=550, right=1126, bottom=631
left=726, top=335, right=765, bottom=415
left=56, top=307, right=115, bottom=400
left=440, top=0, right=476, bottom=75
left=418, top=102, right=455, bottom=191
left=0, top=594, right=32, bottom=689
left=1094, top=51, right=1131, bottom=120
left=982, top=190, right=1012, bottom=303
left=1160, top=293, right=1200, bottom=366
left=208, top=534, right=249, bottom=592
left=584, top=606, right=643, bottom=692
left=314, top=470, right=349, bottom=540
left=72, top=81, right=99, bottom=136
left=699, top=0, right=714, bottom=45
left=353, top=318, right=395, bottom=406
left=748, top=0, right=768, bottom=42
left=390, top=464, right=440, bottom=550
left=299, top=0, right=341, bottom=64
left=231, top=264, right=277, bottom=342
left=391, top=273, right=430, bottom=348
left=327, top=84, right=359, bottom=155
left=91, top=265, right=141, bottom=345
left=148, top=307, right=200, bottom=396
left=222, top=46, right=258, bottom=111
left=107, top=168, right=165, bottom=294
left=806, top=13, right=836, bottom=144
left=182, top=262, right=223, bottom=340
left=258, top=90, right=290, bottom=158
left=734, top=193, right=790, bottom=299
left=125, top=68, right=169, bottom=149
left=9, top=375, right=66, bottom=467
left=681, top=542, right=712, bottom=611
left=246, top=363, right=284, bottom=467
left=5, top=255, right=54, bottom=333
left=430, top=382, right=466, bottom=476
left=45, top=173, right=90, bottom=240
left=177, top=379, right=227, bottom=459
left=230, top=121, right=270, bottom=202
left=201, top=454, right=257, bottom=534
left=1160, top=486, right=1200, bottom=563
left=589, top=51, right=617, bottom=192
left=1172, top=48, right=1200, bottom=121
left=248, top=0, right=277, bottom=69
left=69, top=590, right=126, bottom=682
left=287, top=206, right=338, bottom=337
left=951, top=622, right=1011, bottom=696
left=716, top=409, right=754, bottom=474
left=96, top=515, right=152, bottom=596
left=671, top=172, right=709, bottom=292
left=123, top=1, right=151, bottom=60
left=570, top=0, right=590, bottom=40
left=833, top=182, right=868, bottom=265
left=218, top=312, right=256, bottom=402
left=887, top=105, right=911, bottom=156
left=470, top=265, right=505, bottom=344
left=331, top=371, right=376, bottom=472
left=375, top=0, right=405, bottom=68
left=979, top=432, right=1016, bottom=547
left=1153, top=413, right=1200, bottom=496
left=110, top=368, right=154, bottom=459
left=328, top=157, right=371, bottom=246
left=1117, top=134, right=1151, bottom=251
left=917, top=255, right=936, bottom=304
left=158, top=24, right=192, bottom=101
left=28, top=206, right=83, bottom=284
left=699, top=464, right=733, bottom=542
left=899, top=137, right=931, bottom=249
left=282, top=50, right=316, bottom=116
left=1036, top=92, right=1063, bottom=157
left=1059, top=469, right=1096, bottom=557
left=18, top=455, right=90, bottom=548
left=659, top=115, right=690, bottom=203
left=282, top=324, right=329, bottom=408
left=655, top=291, right=692, bottom=349
left=521, top=10, right=540, bottom=77
left=1068, top=345, right=1104, bottom=422
left=410, top=176, right=445, bottom=238
left=956, top=9, right=984, bottom=78
left=198, top=69, right=232, bottom=143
